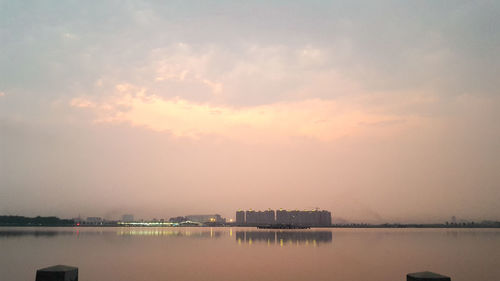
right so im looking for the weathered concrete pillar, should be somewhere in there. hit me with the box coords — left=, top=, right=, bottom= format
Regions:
left=407, top=271, right=451, bottom=281
left=35, top=265, right=78, bottom=281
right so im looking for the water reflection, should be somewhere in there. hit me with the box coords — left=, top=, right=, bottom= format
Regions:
left=2, top=227, right=499, bottom=281
left=0, top=229, right=75, bottom=238
left=0, top=227, right=333, bottom=247
left=116, top=228, right=223, bottom=238
left=0, top=227, right=226, bottom=239
left=235, top=231, right=332, bottom=247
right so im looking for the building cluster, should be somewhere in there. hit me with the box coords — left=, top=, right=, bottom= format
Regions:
left=168, top=214, right=226, bottom=224
left=72, top=213, right=228, bottom=226
left=236, top=209, right=332, bottom=226
left=245, top=210, right=275, bottom=224
left=185, top=214, right=226, bottom=224
left=73, top=216, right=112, bottom=226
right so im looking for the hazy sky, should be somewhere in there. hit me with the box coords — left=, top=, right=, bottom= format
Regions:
left=1, top=1, right=499, bottom=223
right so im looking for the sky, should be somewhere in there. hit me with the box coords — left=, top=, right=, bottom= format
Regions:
left=1, top=1, right=499, bottom=223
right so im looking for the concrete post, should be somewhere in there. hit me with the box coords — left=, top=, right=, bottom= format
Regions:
left=35, top=265, right=78, bottom=281
left=407, top=271, right=451, bottom=281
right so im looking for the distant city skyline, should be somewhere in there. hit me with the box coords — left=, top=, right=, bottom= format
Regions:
left=236, top=209, right=332, bottom=226
left=8, top=210, right=487, bottom=226
left=1, top=1, right=500, bottom=223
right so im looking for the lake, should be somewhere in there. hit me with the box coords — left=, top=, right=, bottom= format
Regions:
left=1, top=227, right=499, bottom=281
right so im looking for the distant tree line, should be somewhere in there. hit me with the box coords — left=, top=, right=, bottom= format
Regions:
left=0, top=216, right=74, bottom=226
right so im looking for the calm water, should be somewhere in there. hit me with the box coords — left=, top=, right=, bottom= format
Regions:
left=1, top=227, right=499, bottom=281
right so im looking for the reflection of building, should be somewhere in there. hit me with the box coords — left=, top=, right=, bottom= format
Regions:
left=186, top=214, right=225, bottom=224
left=235, top=209, right=332, bottom=226
left=245, top=231, right=275, bottom=244
left=236, top=231, right=245, bottom=242
left=276, top=231, right=332, bottom=244
left=121, top=214, right=134, bottom=222
left=236, top=231, right=332, bottom=246
left=117, top=229, right=222, bottom=238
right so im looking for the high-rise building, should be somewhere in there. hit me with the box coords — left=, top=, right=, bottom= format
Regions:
left=236, top=209, right=331, bottom=226
left=245, top=210, right=257, bottom=224
left=318, top=210, right=332, bottom=226
left=236, top=210, right=245, bottom=224
left=274, top=209, right=332, bottom=226
left=276, top=209, right=292, bottom=224
left=245, top=209, right=275, bottom=225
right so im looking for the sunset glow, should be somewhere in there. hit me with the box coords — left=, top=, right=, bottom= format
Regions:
left=1, top=1, right=499, bottom=223
left=71, top=91, right=427, bottom=142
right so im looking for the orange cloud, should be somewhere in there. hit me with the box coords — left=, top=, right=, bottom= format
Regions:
left=70, top=91, right=427, bottom=142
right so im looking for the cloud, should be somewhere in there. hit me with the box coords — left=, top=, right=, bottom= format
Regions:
left=62, top=32, right=78, bottom=40
left=111, top=42, right=371, bottom=107
left=3, top=1, right=500, bottom=221
left=70, top=88, right=428, bottom=142
left=65, top=41, right=436, bottom=142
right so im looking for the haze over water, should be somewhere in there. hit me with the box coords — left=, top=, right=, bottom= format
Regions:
left=1, top=227, right=499, bottom=281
